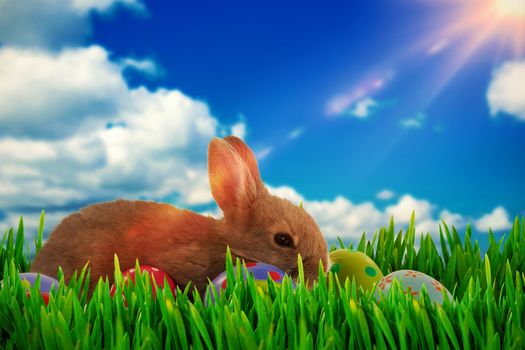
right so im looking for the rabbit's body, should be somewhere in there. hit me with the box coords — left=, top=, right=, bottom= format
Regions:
left=30, top=136, right=329, bottom=295
left=31, top=200, right=227, bottom=293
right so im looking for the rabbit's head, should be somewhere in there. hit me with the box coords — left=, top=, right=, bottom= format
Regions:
left=209, top=136, right=328, bottom=284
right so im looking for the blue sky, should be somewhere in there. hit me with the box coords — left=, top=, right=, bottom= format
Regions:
left=0, top=0, right=524, bottom=252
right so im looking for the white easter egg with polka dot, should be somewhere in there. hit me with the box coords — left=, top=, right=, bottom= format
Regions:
left=374, top=270, right=453, bottom=305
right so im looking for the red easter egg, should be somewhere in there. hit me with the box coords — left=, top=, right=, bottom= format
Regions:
left=110, top=265, right=177, bottom=302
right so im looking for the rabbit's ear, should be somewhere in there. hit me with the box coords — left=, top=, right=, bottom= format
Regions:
left=208, top=138, right=257, bottom=213
left=223, top=136, right=263, bottom=188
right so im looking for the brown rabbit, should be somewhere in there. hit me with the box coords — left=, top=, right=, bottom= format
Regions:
left=30, top=136, right=328, bottom=295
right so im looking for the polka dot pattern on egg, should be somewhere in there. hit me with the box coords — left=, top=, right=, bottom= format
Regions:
left=330, top=263, right=341, bottom=273
left=269, top=271, right=281, bottom=281
left=365, top=266, right=377, bottom=277
left=328, top=249, right=383, bottom=292
left=374, top=270, right=453, bottom=305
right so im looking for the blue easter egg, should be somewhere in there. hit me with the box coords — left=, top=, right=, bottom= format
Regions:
left=207, top=262, right=294, bottom=303
left=0, top=272, right=60, bottom=305
left=18, top=272, right=59, bottom=292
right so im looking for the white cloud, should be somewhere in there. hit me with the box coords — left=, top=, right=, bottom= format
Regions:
left=487, top=60, right=525, bottom=121
left=351, top=98, right=377, bottom=118
left=385, top=195, right=433, bottom=223
left=268, top=186, right=515, bottom=244
left=474, top=206, right=513, bottom=232
left=288, top=127, right=304, bottom=139
left=255, top=147, right=273, bottom=160
left=326, top=94, right=353, bottom=116
left=326, top=96, right=379, bottom=118
left=0, top=46, right=128, bottom=138
left=427, top=39, right=449, bottom=56
left=72, top=0, right=143, bottom=13
left=376, top=189, right=394, bottom=200
left=267, top=185, right=305, bottom=205
left=1, top=210, right=69, bottom=248
left=230, top=122, right=246, bottom=139
left=267, top=186, right=466, bottom=241
left=0, top=45, right=225, bottom=230
left=325, top=70, right=394, bottom=116
left=400, top=112, right=426, bottom=128
left=440, top=209, right=466, bottom=229
left=121, top=58, right=161, bottom=77
left=0, top=0, right=142, bottom=49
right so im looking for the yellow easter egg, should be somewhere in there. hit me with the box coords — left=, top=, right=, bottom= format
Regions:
left=329, top=249, right=383, bottom=291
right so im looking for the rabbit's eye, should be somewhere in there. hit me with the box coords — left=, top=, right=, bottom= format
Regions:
left=274, top=232, right=294, bottom=248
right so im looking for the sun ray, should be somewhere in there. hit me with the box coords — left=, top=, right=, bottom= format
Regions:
left=396, top=0, right=525, bottom=115
left=324, top=0, right=524, bottom=183
left=419, top=16, right=503, bottom=109
left=403, top=0, right=525, bottom=60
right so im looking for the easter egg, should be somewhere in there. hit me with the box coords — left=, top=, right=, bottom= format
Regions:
left=328, top=249, right=383, bottom=292
left=110, top=265, right=177, bottom=300
left=208, top=262, right=293, bottom=303
left=374, top=270, right=453, bottom=305
left=18, top=272, right=59, bottom=305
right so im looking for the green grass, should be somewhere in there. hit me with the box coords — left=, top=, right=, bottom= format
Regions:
left=1, top=212, right=524, bottom=349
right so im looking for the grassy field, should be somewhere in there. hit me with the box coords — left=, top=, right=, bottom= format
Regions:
left=1, top=212, right=524, bottom=349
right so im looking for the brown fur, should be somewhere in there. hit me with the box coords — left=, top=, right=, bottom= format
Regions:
left=30, top=136, right=328, bottom=295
